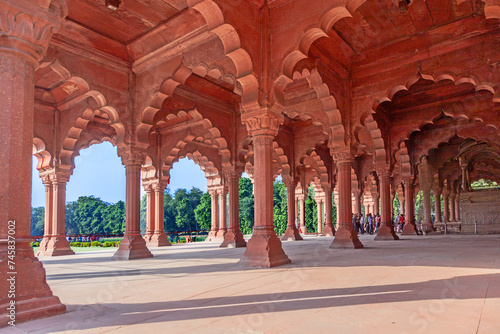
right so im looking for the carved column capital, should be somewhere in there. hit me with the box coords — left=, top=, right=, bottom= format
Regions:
left=376, top=168, right=391, bottom=179
left=241, top=108, right=283, bottom=137
left=0, top=0, right=67, bottom=64
left=332, top=150, right=353, bottom=165
left=119, top=147, right=146, bottom=167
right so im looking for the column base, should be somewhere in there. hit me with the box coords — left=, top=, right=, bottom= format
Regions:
left=0, top=241, right=66, bottom=326
left=205, top=229, right=219, bottom=242
left=329, top=227, right=364, bottom=249
left=220, top=229, right=247, bottom=248
left=147, top=232, right=172, bottom=247
left=299, top=225, right=307, bottom=234
left=422, top=222, right=435, bottom=234
left=216, top=228, right=227, bottom=238
left=112, top=234, right=153, bottom=260
left=36, top=236, right=75, bottom=257
left=239, top=227, right=291, bottom=268
left=401, top=223, right=418, bottom=235
left=322, top=224, right=335, bottom=237
left=281, top=226, right=303, bottom=241
left=38, top=236, right=50, bottom=252
left=374, top=225, right=399, bottom=240
left=142, top=232, right=153, bottom=243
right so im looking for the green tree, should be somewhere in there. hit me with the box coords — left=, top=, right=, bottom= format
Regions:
left=31, top=206, right=45, bottom=236
left=239, top=177, right=254, bottom=234
left=103, top=200, right=125, bottom=234
left=140, top=193, right=147, bottom=232
left=305, top=186, right=317, bottom=233
left=65, top=201, right=79, bottom=235
left=273, top=181, right=287, bottom=235
left=194, top=192, right=211, bottom=230
left=164, top=189, right=177, bottom=232
left=71, top=196, right=108, bottom=234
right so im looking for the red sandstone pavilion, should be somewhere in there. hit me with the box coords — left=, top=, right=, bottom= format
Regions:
left=1, top=0, right=499, bottom=326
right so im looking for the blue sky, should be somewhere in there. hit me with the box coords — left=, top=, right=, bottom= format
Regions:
left=31, top=142, right=208, bottom=207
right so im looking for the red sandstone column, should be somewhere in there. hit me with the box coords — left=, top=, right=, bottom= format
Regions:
left=421, top=187, right=434, bottom=233
left=0, top=0, right=66, bottom=324
left=330, top=157, right=363, bottom=249
left=42, top=172, right=74, bottom=256
left=143, top=185, right=154, bottom=244
left=455, top=195, right=461, bottom=221
left=373, top=195, right=380, bottom=215
left=442, top=188, right=450, bottom=223
left=433, top=187, right=442, bottom=224
left=216, top=187, right=227, bottom=238
left=317, top=199, right=323, bottom=234
left=298, top=194, right=306, bottom=233
left=239, top=113, right=290, bottom=267
left=149, top=183, right=171, bottom=247
left=375, top=169, right=398, bottom=240
left=402, top=178, right=417, bottom=235
left=220, top=173, right=246, bottom=247
left=112, top=153, right=153, bottom=260
left=206, top=188, right=219, bottom=241
left=449, top=192, right=456, bottom=222
left=353, top=190, right=362, bottom=215
left=323, top=187, right=335, bottom=236
left=38, top=178, right=53, bottom=253
left=281, top=180, right=303, bottom=241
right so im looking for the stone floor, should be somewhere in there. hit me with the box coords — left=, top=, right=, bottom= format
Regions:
left=8, top=234, right=500, bottom=334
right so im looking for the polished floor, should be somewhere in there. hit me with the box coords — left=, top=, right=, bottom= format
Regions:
left=9, top=233, right=500, bottom=333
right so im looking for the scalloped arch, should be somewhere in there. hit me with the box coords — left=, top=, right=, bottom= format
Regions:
left=138, top=1, right=259, bottom=146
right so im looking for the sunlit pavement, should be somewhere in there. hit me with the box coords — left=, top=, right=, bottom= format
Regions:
left=9, top=234, right=500, bottom=334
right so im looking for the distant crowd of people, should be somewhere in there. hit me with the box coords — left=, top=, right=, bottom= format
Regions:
left=352, top=213, right=410, bottom=234
left=352, top=213, right=382, bottom=234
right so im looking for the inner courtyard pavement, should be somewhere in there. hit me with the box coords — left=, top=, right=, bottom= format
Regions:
left=8, top=234, right=500, bottom=334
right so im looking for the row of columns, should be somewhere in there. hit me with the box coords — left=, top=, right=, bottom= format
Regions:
left=206, top=175, right=247, bottom=248
left=37, top=172, right=74, bottom=256
left=143, top=182, right=171, bottom=247
left=431, top=187, right=461, bottom=224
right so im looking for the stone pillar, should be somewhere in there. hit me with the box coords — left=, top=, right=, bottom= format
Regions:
left=239, top=113, right=290, bottom=267
left=449, top=192, right=456, bottom=222
left=38, top=179, right=53, bottom=252
left=112, top=152, right=153, bottom=260
left=375, top=169, right=398, bottom=240
left=455, top=194, right=461, bottom=221
left=442, top=187, right=450, bottom=223
left=373, top=195, right=380, bottom=215
left=143, top=185, right=155, bottom=243
left=216, top=187, right=227, bottom=238
left=433, top=187, right=442, bottom=224
left=402, top=178, right=417, bottom=235
left=364, top=203, right=370, bottom=215
left=40, top=172, right=74, bottom=256
left=281, top=180, right=303, bottom=241
left=317, top=199, right=323, bottom=234
left=421, top=187, right=433, bottom=233
left=220, top=173, right=246, bottom=247
left=353, top=190, right=362, bottom=215
left=298, top=194, right=306, bottom=233
left=206, top=188, right=219, bottom=241
left=0, top=0, right=67, bottom=324
left=397, top=190, right=405, bottom=215
left=149, top=182, right=171, bottom=247
left=323, top=187, right=335, bottom=236
left=330, top=156, right=363, bottom=249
